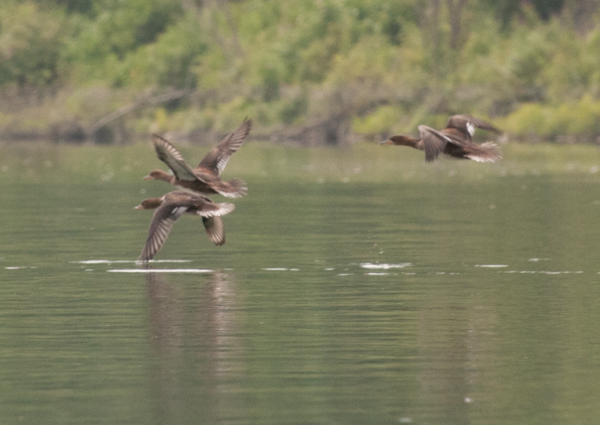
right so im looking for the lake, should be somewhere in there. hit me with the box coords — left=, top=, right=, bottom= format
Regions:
left=2, top=140, right=600, bottom=424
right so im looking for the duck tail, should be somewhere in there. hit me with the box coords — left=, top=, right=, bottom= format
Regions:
left=213, top=179, right=248, bottom=198
left=215, top=202, right=236, bottom=216
left=466, top=142, right=503, bottom=163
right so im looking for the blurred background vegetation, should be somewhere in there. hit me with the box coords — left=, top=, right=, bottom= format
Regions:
left=1, top=0, right=600, bottom=144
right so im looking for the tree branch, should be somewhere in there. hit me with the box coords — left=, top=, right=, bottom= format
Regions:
left=87, top=89, right=193, bottom=137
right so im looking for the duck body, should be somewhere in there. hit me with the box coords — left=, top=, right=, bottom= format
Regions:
left=382, top=114, right=502, bottom=163
left=135, top=190, right=235, bottom=262
left=144, top=168, right=246, bottom=197
left=145, top=118, right=252, bottom=198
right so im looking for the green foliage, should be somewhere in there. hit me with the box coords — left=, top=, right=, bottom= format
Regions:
left=0, top=2, right=67, bottom=86
left=2, top=0, right=600, bottom=141
left=278, top=89, right=309, bottom=124
left=119, top=13, right=207, bottom=88
left=30, top=0, right=96, bottom=15
left=501, top=95, right=600, bottom=138
left=352, top=105, right=403, bottom=135
left=61, top=0, right=182, bottom=84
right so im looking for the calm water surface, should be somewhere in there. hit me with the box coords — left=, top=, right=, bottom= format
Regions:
left=2, top=143, right=600, bottom=424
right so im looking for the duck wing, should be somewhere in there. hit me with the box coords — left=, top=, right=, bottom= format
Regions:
left=445, top=115, right=501, bottom=136
left=417, top=125, right=453, bottom=162
left=191, top=198, right=236, bottom=218
left=464, top=141, right=503, bottom=163
left=192, top=198, right=234, bottom=245
left=138, top=201, right=190, bottom=262
left=152, top=134, right=199, bottom=182
left=202, top=216, right=226, bottom=246
left=165, top=191, right=235, bottom=218
left=197, top=118, right=252, bottom=176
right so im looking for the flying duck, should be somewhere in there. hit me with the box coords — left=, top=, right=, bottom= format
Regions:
left=135, top=190, right=235, bottom=262
left=382, top=114, right=502, bottom=163
left=144, top=118, right=252, bottom=198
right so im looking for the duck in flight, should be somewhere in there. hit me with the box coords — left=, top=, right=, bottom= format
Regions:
left=381, top=114, right=502, bottom=163
left=135, top=190, right=235, bottom=262
left=144, top=118, right=252, bottom=198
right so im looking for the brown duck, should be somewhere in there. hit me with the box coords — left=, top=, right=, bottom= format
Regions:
left=382, top=114, right=502, bottom=163
left=144, top=118, right=252, bottom=198
left=135, top=190, right=235, bottom=262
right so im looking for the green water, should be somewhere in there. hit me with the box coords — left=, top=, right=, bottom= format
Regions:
left=2, top=141, right=600, bottom=424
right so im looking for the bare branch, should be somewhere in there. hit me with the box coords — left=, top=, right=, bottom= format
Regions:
left=88, top=89, right=193, bottom=137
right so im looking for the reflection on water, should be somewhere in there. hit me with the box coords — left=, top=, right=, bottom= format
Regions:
left=145, top=270, right=243, bottom=424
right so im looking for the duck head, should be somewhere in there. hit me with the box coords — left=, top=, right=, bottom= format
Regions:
left=134, top=198, right=163, bottom=210
left=381, top=135, right=417, bottom=147
left=143, top=170, right=173, bottom=182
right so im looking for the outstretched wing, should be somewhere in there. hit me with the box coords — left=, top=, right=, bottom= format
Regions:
left=418, top=125, right=452, bottom=162
left=446, top=115, right=501, bottom=136
left=138, top=202, right=189, bottom=262
left=202, top=216, right=226, bottom=246
left=152, top=134, right=199, bottom=181
left=197, top=118, right=252, bottom=176
left=195, top=198, right=234, bottom=245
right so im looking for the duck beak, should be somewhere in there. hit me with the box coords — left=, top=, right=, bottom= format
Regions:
left=134, top=204, right=143, bottom=210
left=381, top=138, right=393, bottom=145
left=142, top=175, right=153, bottom=180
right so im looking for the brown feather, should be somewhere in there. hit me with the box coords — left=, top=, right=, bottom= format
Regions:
left=146, top=119, right=251, bottom=198
left=136, top=191, right=235, bottom=262
left=382, top=114, right=503, bottom=163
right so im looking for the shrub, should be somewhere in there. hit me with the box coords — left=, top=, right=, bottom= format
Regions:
left=501, top=96, right=600, bottom=138
left=0, top=2, right=67, bottom=87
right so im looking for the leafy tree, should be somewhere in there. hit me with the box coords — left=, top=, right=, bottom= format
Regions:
left=32, top=0, right=95, bottom=15
left=62, top=0, right=183, bottom=83
left=0, top=2, right=67, bottom=86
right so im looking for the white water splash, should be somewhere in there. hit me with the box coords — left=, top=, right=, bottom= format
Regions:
left=360, top=262, right=411, bottom=270
left=74, top=259, right=192, bottom=265
left=505, top=270, right=583, bottom=274
left=108, top=268, right=213, bottom=273
left=262, top=268, right=300, bottom=271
